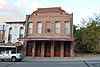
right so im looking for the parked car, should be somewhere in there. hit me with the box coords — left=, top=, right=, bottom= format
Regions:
left=0, top=50, right=24, bottom=62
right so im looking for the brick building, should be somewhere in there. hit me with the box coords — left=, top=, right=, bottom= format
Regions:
left=19, top=7, right=74, bottom=57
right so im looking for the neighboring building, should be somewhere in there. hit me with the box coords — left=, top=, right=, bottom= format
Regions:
left=5, top=21, right=25, bottom=44
left=19, top=7, right=74, bottom=57
left=0, top=24, right=5, bottom=43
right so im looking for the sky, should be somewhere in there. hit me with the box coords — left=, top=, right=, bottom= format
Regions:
left=0, top=0, right=100, bottom=25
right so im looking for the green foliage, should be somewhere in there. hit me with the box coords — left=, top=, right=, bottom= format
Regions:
left=74, top=14, right=100, bottom=53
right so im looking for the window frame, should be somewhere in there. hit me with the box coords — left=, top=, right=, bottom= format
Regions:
left=37, top=21, right=42, bottom=34
left=19, top=27, right=24, bottom=38
left=8, top=27, right=12, bottom=41
left=64, top=21, right=70, bottom=35
left=27, top=22, right=33, bottom=35
left=55, top=21, right=60, bottom=34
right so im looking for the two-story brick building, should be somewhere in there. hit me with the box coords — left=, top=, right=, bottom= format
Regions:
left=19, top=7, right=74, bottom=57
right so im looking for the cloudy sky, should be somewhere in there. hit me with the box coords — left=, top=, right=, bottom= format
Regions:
left=0, top=0, right=100, bottom=25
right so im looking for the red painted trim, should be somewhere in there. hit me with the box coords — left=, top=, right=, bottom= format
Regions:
left=27, top=51, right=32, bottom=56
left=45, top=52, right=51, bottom=57
left=64, top=52, right=70, bottom=57
left=35, top=52, right=41, bottom=57
left=54, top=51, right=60, bottom=57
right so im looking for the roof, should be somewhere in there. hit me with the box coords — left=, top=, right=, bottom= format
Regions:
left=5, top=21, right=25, bottom=24
left=32, top=7, right=68, bottom=14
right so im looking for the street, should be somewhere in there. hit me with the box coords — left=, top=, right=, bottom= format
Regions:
left=0, top=61, right=100, bottom=67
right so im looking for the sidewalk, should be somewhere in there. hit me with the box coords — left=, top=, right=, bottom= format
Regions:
left=23, top=56, right=100, bottom=62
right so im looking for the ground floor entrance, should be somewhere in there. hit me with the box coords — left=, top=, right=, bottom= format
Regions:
left=26, top=41, right=73, bottom=57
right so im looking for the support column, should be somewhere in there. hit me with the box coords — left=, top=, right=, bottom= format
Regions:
left=51, top=41, right=54, bottom=57
left=24, top=41, right=27, bottom=56
left=41, top=41, right=44, bottom=57
left=32, top=41, right=35, bottom=57
left=61, top=42, right=64, bottom=57
left=70, top=42, right=74, bottom=57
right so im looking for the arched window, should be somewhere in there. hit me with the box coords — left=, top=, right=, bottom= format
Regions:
left=19, top=27, right=24, bottom=38
left=8, top=27, right=12, bottom=41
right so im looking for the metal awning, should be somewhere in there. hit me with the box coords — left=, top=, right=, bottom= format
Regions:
left=0, top=43, right=23, bottom=48
left=0, top=45, right=16, bottom=48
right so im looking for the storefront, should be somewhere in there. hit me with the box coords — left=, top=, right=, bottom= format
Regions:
left=0, top=43, right=23, bottom=52
left=25, top=39, right=73, bottom=57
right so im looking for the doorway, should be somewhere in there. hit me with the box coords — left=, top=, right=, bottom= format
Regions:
left=44, top=41, right=51, bottom=57
left=64, top=41, right=70, bottom=57
left=26, top=41, right=33, bottom=56
left=54, top=41, right=61, bottom=57
left=35, top=41, right=41, bottom=57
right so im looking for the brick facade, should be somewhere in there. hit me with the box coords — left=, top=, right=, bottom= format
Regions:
left=19, top=7, right=74, bottom=57
left=28, top=7, right=72, bottom=37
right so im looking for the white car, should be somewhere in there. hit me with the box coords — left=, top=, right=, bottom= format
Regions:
left=0, top=50, right=23, bottom=62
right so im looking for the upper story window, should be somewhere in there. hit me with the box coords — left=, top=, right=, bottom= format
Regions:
left=19, top=27, right=24, bottom=38
left=28, top=22, right=33, bottom=35
left=64, top=21, right=70, bottom=34
left=55, top=21, right=60, bottom=34
left=8, top=27, right=12, bottom=41
left=37, top=22, right=42, bottom=34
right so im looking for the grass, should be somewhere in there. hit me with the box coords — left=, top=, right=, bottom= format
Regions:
left=75, top=51, right=100, bottom=57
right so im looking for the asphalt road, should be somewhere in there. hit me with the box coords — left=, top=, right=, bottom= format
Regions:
left=0, top=61, right=100, bottom=67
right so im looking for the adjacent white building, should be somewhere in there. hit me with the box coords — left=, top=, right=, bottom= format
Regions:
left=4, top=21, right=25, bottom=44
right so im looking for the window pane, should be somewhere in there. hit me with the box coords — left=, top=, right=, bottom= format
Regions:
left=8, top=34, right=12, bottom=41
left=38, top=29, right=42, bottom=34
left=19, top=34, right=23, bottom=38
left=64, top=22, right=70, bottom=34
left=64, top=28, right=70, bottom=34
left=20, top=27, right=24, bottom=34
left=37, top=22, right=42, bottom=28
left=55, top=21, right=60, bottom=34
left=28, top=28, right=32, bottom=34
left=55, top=21, right=60, bottom=28
left=56, top=29, right=60, bottom=34
left=9, top=27, right=12, bottom=35
left=64, top=22, right=70, bottom=28
left=37, top=22, right=42, bottom=34
left=29, top=22, right=33, bottom=28
left=28, top=22, right=33, bottom=35
left=8, top=27, right=12, bottom=41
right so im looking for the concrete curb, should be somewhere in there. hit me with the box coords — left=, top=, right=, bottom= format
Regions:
left=22, top=57, right=100, bottom=62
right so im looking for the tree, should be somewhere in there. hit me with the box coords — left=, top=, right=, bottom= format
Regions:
left=75, top=14, right=100, bottom=53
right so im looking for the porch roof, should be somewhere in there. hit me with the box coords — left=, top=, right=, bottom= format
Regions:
left=18, top=37, right=74, bottom=41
